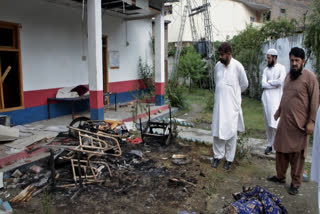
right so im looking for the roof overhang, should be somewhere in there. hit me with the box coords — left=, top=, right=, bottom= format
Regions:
left=235, top=0, right=270, bottom=12
left=46, top=0, right=164, bottom=19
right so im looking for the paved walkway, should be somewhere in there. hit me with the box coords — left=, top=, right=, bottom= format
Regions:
left=0, top=104, right=177, bottom=174
left=177, top=126, right=313, bottom=163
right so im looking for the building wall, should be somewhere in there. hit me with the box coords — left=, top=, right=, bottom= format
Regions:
left=166, top=0, right=263, bottom=42
left=213, top=0, right=262, bottom=40
left=260, top=33, right=313, bottom=74
left=270, top=0, right=310, bottom=22
left=1, top=0, right=88, bottom=91
left=248, top=0, right=311, bottom=22
left=0, top=0, right=153, bottom=125
left=103, top=16, right=153, bottom=83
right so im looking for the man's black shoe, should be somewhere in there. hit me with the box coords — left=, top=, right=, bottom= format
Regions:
left=223, top=161, right=232, bottom=170
left=288, top=183, right=299, bottom=195
left=267, top=176, right=285, bottom=183
left=264, top=146, right=272, bottom=155
left=211, top=158, right=220, bottom=168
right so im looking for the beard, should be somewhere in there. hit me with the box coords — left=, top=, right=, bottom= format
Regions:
left=267, top=60, right=275, bottom=68
left=219, top=58, right=226, bottom=64
left=219, top=56, right=229, bottom=65
left=290, top=66, right=303, bottom=80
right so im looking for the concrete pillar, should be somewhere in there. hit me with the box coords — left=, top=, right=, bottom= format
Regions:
left=154, top=13, right=165, bottom=106
left=88, top=0, right=104, bottom=120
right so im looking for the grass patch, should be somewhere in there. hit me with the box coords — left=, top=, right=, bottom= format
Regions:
left=304, top=161, right=311, bottom=176
left=41, top=190, right=51, bottom=214
left=191, top=113, right=212, bottom=124
left=179, top=88, right=266, bottom=138
left=242, top=97, right=266, bottom=139
left=184, top=88, right=213, bottom=110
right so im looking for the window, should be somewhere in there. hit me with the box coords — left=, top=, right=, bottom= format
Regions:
left=0, top=21, right=24, bottom=111
left=280, top=8, right=286, bottom=15
left=263, top=11, right=271, bottom=22
left=0, top=28, right=14, bottom=47
left=250, top=16, right=255, bottom=22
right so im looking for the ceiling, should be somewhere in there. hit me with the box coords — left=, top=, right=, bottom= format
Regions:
left=70, top=0, right=164, bottom=19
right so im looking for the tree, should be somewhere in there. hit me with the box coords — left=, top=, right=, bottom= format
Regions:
left=227, top=19, right=297, bottom=99
left=230, top=25, right=264, bottom=98
left=177, top=46, right=206, bottom=89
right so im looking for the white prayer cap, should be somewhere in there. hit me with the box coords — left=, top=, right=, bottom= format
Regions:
left=267, top=48, right=278, bottom=56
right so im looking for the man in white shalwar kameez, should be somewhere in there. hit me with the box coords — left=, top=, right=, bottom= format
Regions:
left=211, top=42, right=248, bottom=170
left=311, top=106, right=320, bottom=214
left=261, top=49, right=286, bottom=155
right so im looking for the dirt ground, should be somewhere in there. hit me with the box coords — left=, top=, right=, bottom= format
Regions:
left=2, top=137, right=317, bottom=214
left=1, top=102, right=318, bottom=214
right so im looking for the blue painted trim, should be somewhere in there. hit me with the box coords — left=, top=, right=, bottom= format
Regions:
left=0, top=90, right=146, bottom=125
left=155, top=95, right=164, bottom=106
left=90, top=108, right=104, bottom=120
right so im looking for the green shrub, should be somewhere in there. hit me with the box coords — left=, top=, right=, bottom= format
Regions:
left=138, top=57, right=154, bottom=94
left=166, top=81, right=186, bottom=108
left=168, top=43, right=176, bottom=57
left=260, top=18, right=297, bottom=40
left=304, top=0, right=320, bottom=78
left=235, top=130, right=252, bottom=163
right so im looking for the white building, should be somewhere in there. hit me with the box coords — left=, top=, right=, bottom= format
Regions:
left=0, top=0, right=166, bottom=125
left=166, top=0, right=269, bottom=42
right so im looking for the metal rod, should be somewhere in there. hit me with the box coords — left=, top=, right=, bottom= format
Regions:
left=77, top=152, right=83, bottom=188
left=148, top=105, right=151, bottom=122
left=50, top=149, right=56, bottom=188
left=139, top=118, right=144, bottom=144
left=169, top=105, right=172, bottom=132
left=162, top=120, right=165, bottom=135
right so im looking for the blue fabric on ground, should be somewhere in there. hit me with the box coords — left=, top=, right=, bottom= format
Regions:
left=231, top=186, right=288, bottom=214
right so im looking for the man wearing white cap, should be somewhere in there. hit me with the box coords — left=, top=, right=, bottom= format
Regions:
left=261, top=48, right=286, bottom=155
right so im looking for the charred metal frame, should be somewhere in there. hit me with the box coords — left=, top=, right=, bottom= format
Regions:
left=52, top=127, right=122, bottom=188
left=68, top=126, right=122, bottom=156
left=70, top=158, right=111, bottom=185
left=140, top=106, right=172, bottom=145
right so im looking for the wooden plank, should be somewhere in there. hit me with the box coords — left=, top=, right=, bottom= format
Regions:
left=0, top=106, right=23, bottom=113
left=102, top=36, right=110, bottom=105
left=0, top=59, right=4, bottom=109
left=0, top=48, right=19, bottom=52
left=104, top=119, right=122, bottom=124
left=106, top=36, right=109, bottom=93
left=0, top=21, right=20, bottom=28
left=17, top=25, right=24, bottom=108
left=2, top=66, right=12, bottom=83
left=10, top=185, right=36, bottom=203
